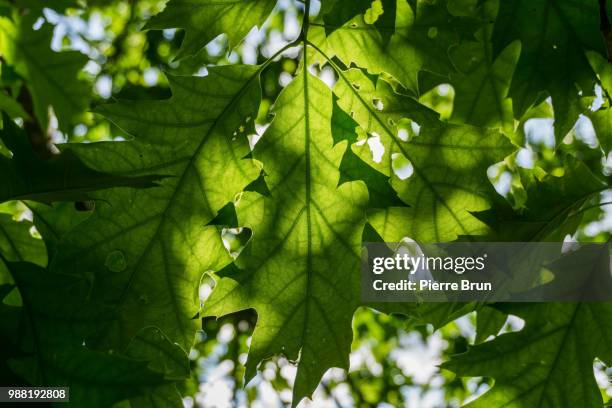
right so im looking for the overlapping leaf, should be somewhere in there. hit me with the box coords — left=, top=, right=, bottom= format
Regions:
left=0, top=116, right=160, bottom=203
left=442, top=158, right=609, bottom=405
left=27, top=202, right=90, bottom=259
left=0, top=213, right=45, bottom=273
left=448, top=0, right=520, bottom=131
left=0, top=14, right=90, bottom=132
left=474, top=305, right=507, bottom=343
left=492, top=0, right=607, bottom=141
left=322, top=0, right=397, bottom=46
left=333, top=68, right=515, bottom=241
left=146, top=0, right=276, bottom=59
left=0, top=0, right=610, bottom=405
left=0, top=261, right=168, bottom=408
left=204, top=66, right=369, bottom=406
left=321, top=0, right=479, bottom=94
left=51, top=66, right=262, bottom=351
left=476, top=158, right=606, bottom=242
left=331, top=97, right=403, bottom=208
left=445, top=300, right=612, bottom=406
left=586, top=51, right=612, bottom=153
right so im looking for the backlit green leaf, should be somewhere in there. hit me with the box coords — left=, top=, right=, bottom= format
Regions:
left=322, top=0, right=479, bottom=94
left=0, top=14, right=90, bottom=132
left=205, top=65, right=369, bottom=406
left=445, top=300, right=612, bottom=407
left=492, top=0, right=607, bottom=142
left=333, top=69, right=515, bottom=241
left=0, top=116, right=161, bottom=203
left=146, top=0, right=276, bottom=59
left=51, top=65, right=262, bottom=351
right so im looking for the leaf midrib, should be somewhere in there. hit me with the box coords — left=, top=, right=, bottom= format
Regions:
left=103, top=43, right=300, bottom=347
left=113, top=65, right=263, bottom=321
left=300, top=37, right=315, bottom=372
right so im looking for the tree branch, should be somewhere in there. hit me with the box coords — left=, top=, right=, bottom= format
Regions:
left=599, top=0, right=612, bottom=62
left=16, top=86, right=55, bottom=159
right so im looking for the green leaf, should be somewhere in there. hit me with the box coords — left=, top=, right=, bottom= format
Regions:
left=0, top=284, right=22, bottom=383
left=492, top=0, right=606, bottom=142
left=10, top=350, right=167, bottom=408
left=330, top=62, right=511, bottom=348
left=586, top=51, right=612, bottom=152
left=0, top=213, right=45, bottom=301
left=0, top=90, right=29, bottom=119
left=333, top=69, right=515, bottom=241
left=15, top=351, right=169, bottom=407
left=445, top=301, right=612, bottom=406
left=118, top=327, right=189, bottom=408
left=366, top=207, right=414, bottom=242
left=448, top=1, right=521, bottom=131
left=1, top=261, right=168, bottom=408
left=116, top=385, right=183, bottom=408
left=450, top=40, right=521, bottom=130
left=0, top=213, right=46, bottom=271
left=588, top=103, right=612, bottom=153
left=331, top=97, right=403, bottom=208
left=125, top=327, right=190, bottom=381
left=27, top=201, right=90, bottom=259
left=204, top=67, right=369, bottom=406
left=475, top=305, right=506, bottom=343
left=51, top=65, right=262, bottom=351
left=322, top=0, right=479, bottom=94
left=405, top=301, right=477, bottom=330
left=477, top=158, right=606, bottom=241
left=145, top=0, right=276, bottom=59
left=0, top=116, right=161, bottom=203
left=0, top=15, right=90, bottom=132
left=323, top=0, right=397, bottom=47
left=339, top=146, right=403, bottom=208
left=446, top=246, right=612, bottom=405
left=4, top=260, right=115, bottom=350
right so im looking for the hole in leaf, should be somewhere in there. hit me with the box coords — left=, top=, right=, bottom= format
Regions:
left=199, top=274, right=216, bottom=302
left=367, top=133, right=385, bottom=163
left=397, top=120, right=420, bottom=141
left=391, top=153, right=413, bottom=179
left=372, top=98, right=384, bottom=111
left=502, top=314, right=525, bottom=333
left=593, top=360, right=611, bottom=393
left=74, top=201, right=95, bottom=212
left=29, top=225, right=41, bottom=239
left=222, top=227, right=252, bottom=258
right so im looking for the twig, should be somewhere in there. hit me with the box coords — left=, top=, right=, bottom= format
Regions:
left=599, top=0, right=612, bottom=62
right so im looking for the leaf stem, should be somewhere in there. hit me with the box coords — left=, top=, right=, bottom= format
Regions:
left=300, top=0, right=311, bottom=41
left=261, top=41, right=301, bottom=69
left=568, top=200, right=612, bottom=218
